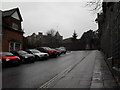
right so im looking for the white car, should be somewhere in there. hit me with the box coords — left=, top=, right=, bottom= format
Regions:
left=26, top=49, right=49, bottom=60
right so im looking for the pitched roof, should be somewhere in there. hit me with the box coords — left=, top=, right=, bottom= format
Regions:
left=62, top=37, right=73, bottom=43
left=55, top=31, right=61, bottom=36
left=2, top=8, right=23, bottom=21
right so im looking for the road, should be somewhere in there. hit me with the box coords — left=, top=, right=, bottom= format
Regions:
left=2, top=51, right=91, bottom=89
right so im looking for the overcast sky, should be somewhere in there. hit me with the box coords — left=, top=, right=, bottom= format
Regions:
left=2, top=0, right=98, bottom=39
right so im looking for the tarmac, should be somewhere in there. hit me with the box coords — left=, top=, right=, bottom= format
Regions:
left=43, top=50, right=119, bottom=89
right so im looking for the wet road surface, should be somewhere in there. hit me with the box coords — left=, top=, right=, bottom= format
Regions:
left=2, top=51, right=91, bottom=88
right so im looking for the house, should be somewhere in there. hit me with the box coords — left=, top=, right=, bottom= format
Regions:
left=2, top=8, right=24, bottom=51
left=61, top=31, right=79, bottom=51
left=79, top=30, right=97, bottom=50
left=61, top=37, right=74, bottom=50
left=26, top=31, right=63, bottom=49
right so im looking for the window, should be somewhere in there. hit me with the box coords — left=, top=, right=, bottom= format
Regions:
left=9, top=42, right=14, bottom=51
left=12, top=23, right=18, bottom=30
left=9, top=42, right=21, bottom=51
left=15, top=43, right=21, bottom=50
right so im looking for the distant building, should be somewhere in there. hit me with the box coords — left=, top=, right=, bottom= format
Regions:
left=62, top=37, right=73, bottom=50
left=55, top=31, right=63, bottom=41
left=79, top=30, right=99, bottom=50
left=2, top=8, right=24, bottom=51
left=26, top=31, right=63, bottom=49
left=62, top=31, right=79, bottom=51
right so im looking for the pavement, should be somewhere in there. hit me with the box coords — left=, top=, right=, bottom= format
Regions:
left=39, top=50, right=119, bottom=89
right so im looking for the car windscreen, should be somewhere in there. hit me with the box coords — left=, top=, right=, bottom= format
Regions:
left=43, top=47, right=51, bottom=50
left=17, top=51, right=28, bottom=55
left=56, top=48, right=61, bottom=50
left=0, top=52, right=13, bottom=57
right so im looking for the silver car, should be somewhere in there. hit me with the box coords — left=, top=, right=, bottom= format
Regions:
left=26, top=49, right=49, bottom=60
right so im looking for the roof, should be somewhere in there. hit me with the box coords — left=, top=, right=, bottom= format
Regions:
left=2, top=8, right=23, bottom=21
left=55, top=31, right=61, bottom=37
left=62, top=37, right=73, bottom=43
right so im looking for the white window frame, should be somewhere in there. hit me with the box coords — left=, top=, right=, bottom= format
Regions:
left=9, top=42, right=21, bottom=51
left=9, top=42, right=15, bottom=51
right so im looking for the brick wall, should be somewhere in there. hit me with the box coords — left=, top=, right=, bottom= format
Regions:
left=2, top=28, right=24, bottom=51
left=3, top=17, right=22, bottom=30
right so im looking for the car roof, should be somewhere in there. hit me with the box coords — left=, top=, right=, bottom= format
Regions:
left=11, top=50, right=26, bottom=53
left=0, top=51, right=10, bottom=52
left=29, top=49, right=36, bottom=50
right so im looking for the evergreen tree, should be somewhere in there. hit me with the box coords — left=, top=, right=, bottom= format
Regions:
left=72, top=30, right=78, bottom=39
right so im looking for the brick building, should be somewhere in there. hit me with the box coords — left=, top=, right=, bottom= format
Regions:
left=2, top=8, right=24, bottom=51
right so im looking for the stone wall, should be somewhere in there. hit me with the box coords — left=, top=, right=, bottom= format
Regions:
left=97, top=2, right=120, bottom=77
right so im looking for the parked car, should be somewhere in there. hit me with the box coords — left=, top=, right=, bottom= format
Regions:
left=59, top=47, right=67, bottom=54
left=26, top=49, right=49, bottom=60
left=36, top=47, right=58, bottom=57
left=51, top=48, right=61, bottom=56
left=11, top=50, right=35, bottom=63
left=0, top=51, right=21, bottom=67
left=55, top=48, right=63, bottom=55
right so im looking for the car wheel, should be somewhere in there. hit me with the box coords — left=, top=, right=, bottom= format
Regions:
left=35, top=56, right=40, bottom=61
left=16, top=62, right=20, bottom=66
left=31, top=60, right=35, bottom=63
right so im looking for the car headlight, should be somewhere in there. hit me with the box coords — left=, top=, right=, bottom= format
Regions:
left=6, top=58, right=10, bottom=61
left=18, top=57, right=20, bottom=60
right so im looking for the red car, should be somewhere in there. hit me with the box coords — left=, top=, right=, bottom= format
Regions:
left=36, top=47, right=58, bottom=57
left=0, top=51, right=21, bottom=67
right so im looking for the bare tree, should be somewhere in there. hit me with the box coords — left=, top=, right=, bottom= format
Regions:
left=46, top=28, right=56, bottom=36
left=86, top=0, right=102, bottom=13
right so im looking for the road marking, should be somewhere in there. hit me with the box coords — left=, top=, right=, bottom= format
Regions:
left=37, top=52, right=90, bottom=90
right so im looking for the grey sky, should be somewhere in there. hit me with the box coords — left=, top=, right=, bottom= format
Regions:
left=2, top=1, right=98, bottom=39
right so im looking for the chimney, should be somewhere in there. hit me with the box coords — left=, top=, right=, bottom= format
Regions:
left=38, top=32, right=43, bottom=36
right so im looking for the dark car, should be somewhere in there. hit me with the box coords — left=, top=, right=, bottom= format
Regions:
left=0, top=51, right=21, bottom=67
left=55, top=48, right=63, bottom=55
left=59, top=47, right=67, bottom=54
left=36, top=47, right=58, bottom=57
left=51, top=48, right=61, bottom=56
left=26, top=49, right=49, bottom=60
left=11, top=50, right=35, bottom=63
